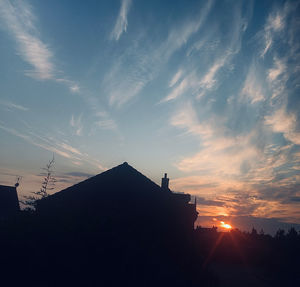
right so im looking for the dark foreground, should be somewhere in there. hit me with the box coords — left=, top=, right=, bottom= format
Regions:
left=1, top=212, right=299, bottom=287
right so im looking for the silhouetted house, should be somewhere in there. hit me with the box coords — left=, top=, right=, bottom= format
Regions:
left=0, top=184, right=20, bottom=218
left=37, top=162, right=198, bottom=232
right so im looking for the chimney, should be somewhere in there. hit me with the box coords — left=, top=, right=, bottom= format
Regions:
left=161, top=173, right=169, bottom=191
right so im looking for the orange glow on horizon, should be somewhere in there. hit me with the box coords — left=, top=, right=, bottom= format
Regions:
left=220, top=221, right=232, bottom=230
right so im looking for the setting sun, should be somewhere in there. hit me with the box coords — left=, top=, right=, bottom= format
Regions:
left=220, top=221, right=232, bottom=230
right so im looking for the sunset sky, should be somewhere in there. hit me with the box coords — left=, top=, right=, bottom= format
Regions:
left=0, top=0, right=299, bottom=234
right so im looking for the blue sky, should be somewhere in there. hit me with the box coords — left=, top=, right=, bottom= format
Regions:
left=0, top=0, right=299, bottom=233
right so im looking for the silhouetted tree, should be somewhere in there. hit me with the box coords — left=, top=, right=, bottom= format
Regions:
left=23, top=155, right=56, bottom=209
left=251, top=227, right=257, bottom=236
left=275, top=228, right=285, bottom=240
left=36, top=155, right=56, bottom=198
left=286, top=227, right=298, bottom=240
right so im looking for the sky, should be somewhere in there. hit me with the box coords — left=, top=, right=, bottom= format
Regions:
left=0, top=0, right=299, bottom=234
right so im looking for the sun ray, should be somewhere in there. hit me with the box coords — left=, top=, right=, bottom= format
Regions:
left=202, top=232, right=225, bottom=269
left=220, top=221, right=232, bottom=230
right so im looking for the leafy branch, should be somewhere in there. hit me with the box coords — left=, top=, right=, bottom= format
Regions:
left=22, top=155, right=56, bottom=209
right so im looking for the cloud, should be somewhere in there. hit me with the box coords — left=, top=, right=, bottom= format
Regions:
left=0, top=0, right=80, bottom=92
left=194, top=196, right=225, bottom=207
left=0, top=122, right=106, bottom=171
left=161, top=0, right=214, bottom=60
left=108, top=79, right=145, bottom=108
left=196, top=54, right=229, bottom=97
left=0, top=100, right=28, bottom=111
left=169, top=98, right=300, bottom=216
left=70, top=84, right=80, bottom=93
left=240, top=62, right=265, bottom=104
left=175, top=136, right=258, bottom=176
left=96, top=119, right=117, bottom=130
left=64, top=172, right=94, bottom=178
left=91, top=110, right=117, bottom=131
left=260, top=4, right=289, bottom=57
left=106, top=0, right=213, bottom=108
left=172, top=170, right=300, bottom=226
left=54, top=171, right=94, bottom=185
left=170, top=102, right=263, bottom=179
left=162, top=57, right=229, bottom=103
left=266, top=56, right=288, bottom=100
left=169, top=69, right=183, bottom=88
left=265, top=108, right=300, bottom=145
left=58, top=143, right=82, bottom=156
left=170, top=101, right=213, bottom=138
left=196, top=6, right=248, bottom=95
left=162, top=73, right=196, bottom=103
left=0, top=122, right=71, bottom=158
left=103, top=48, right=149, bottom=108
left=111, top=0, right=132, bottom=41
left=161, top=4, right=248, bottom=103
left=70, top=115, right=83, bottom=136
left=164, top=1, right=300, bottom=226
left=0, top=0, right=55, bottom=80
left=53, top=78, right=81, bottom=94
left=197, top=10, right=247, bottom=92
left=267, top=57, right=286, bottom=82
left=162, top=53, right=231, bottom=103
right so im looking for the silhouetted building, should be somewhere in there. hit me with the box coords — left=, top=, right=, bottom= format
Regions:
left=0, top=184, right=20, bottom=218
left=37, top=162, right=198, bottom=231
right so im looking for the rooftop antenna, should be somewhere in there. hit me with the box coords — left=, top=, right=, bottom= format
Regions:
left=15, top=176, right=22, bottom=188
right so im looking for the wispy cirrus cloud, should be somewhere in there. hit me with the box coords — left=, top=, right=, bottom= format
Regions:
left=0, top=122, right=71, bottom=158
left=58, top=143, right=82, bottom=156
left=170, top=101, right=258, bottom=175
left=0, top=0, right=116, bottom=136
left=162, top=72, right=197, bottom=103
left=260, top=3, right=289, bottom=58
left=170, top=101, right=213, bottom=138
left=199, top=56, right=227, bottom=90
left=162, top=54, right=231, bottom=103
left=0, top=100, right=28, bottom=111
left=240, top=62, right=265, bottom=104
left=267, top=57, right=286, bottom=82
left=163, top=1, right=300, bottom=225
left=111, top=0, right=132, bottom=41
left=162, top=4, right=248, bottom=103
left=0, top=0, right=55, bottom=80
left=196, top=6, right=248, bottom=94
left=106, top=0, right=213, bottom=108
left=96, top=119, right=117, bottom=130
left=169, top=69, right=183, bottom=88
left=56, top=78, right=81, bottom=94
left=0, top=121, right=106, bottom=171
left=0, top=0, right=79, bottom=92
left=265, top=108, right=300, bottom=145
left=170, top=94, right=300, bottom=221
left=70, top=115, right=83, bottom=136
left=160, top=0, right=213, bottom=59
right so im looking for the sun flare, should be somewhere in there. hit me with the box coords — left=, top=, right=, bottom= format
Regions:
left=220, top=221, right=232, bottom=230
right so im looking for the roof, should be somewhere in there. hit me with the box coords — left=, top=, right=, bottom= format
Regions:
left=37, top=162, right=170, bottom=213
